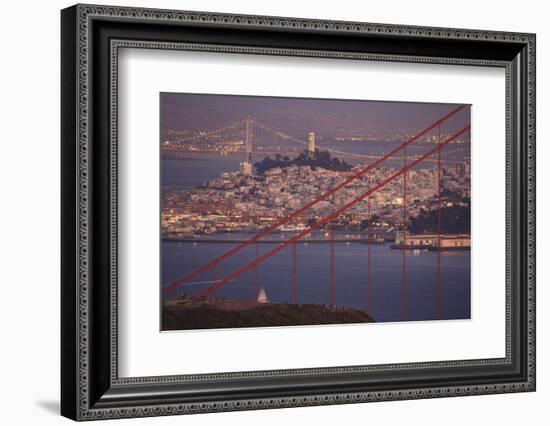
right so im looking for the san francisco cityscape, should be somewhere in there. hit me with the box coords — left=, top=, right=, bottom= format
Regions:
left=160, top=93, right=471, bottom=331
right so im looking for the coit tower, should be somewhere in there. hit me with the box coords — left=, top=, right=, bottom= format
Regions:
left=308, top=131, right=316, bottom=155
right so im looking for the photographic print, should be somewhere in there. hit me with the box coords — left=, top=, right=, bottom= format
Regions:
left=160, top=93, right=471, bottom=331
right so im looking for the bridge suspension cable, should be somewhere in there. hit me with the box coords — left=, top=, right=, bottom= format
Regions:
left=169, top=117, right=468, bottom=162
left=172, top=119, right=247, bottom=144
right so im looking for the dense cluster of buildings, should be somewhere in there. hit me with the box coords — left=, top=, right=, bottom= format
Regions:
left=161, top=161, right=470, bottom=239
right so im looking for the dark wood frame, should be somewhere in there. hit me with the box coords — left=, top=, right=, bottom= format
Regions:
left=61, top=4, right=536, bottom=421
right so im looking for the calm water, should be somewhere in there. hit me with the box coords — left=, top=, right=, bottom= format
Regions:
left=162, top=239, right=470, bottom=322
left=161, top=149, right=470, bottom=323
left=163, top=155, right=246, bottom=190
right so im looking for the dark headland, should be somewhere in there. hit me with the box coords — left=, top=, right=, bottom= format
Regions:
left=162, top=299, right=374, bottom=331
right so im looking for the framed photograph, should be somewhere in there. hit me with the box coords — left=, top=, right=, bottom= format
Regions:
left=61, top=4, right=536, bottom=421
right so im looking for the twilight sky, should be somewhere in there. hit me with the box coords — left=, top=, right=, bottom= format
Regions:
left=160, top=92, right=470, bottom=139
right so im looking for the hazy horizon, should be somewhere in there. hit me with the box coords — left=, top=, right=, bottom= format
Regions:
left=161, top=92, right=470, bottom=141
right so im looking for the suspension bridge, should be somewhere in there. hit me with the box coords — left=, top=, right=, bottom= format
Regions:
left=167, top=115, right=470, bottom=166
left=164, top=106, right=470, bottom=321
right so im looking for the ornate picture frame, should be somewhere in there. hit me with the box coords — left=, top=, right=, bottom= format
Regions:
left=61, top=4, right=535, bottom=420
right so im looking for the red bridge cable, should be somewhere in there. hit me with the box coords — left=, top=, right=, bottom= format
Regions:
left=253, top=243, right=259, bottom=299
left=329, top=194, right=335, bottom=308
left=191, top=125, right=470, bottom=300
left=291, top=242, right=297, bottom=304
left=329, top=224, right=335, bottom=309
left=402, top=145, right=408, bottom=321
left=367, top=180, right=372, bottom=314
left=436, top=124, right=442, bottom=319
left=163, top=105, right=466, bottom=295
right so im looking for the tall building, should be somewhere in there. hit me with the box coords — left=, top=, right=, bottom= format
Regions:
left=308, top=131, right=316, bottom=156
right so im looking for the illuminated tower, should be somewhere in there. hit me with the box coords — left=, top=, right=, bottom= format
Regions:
left=240, top=117, right=253, bottom=175
left=308, top=131, right=316, bottom=156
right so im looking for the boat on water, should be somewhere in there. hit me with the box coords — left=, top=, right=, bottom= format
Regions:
left=279, top=224, right=308, bottom=232
left=257, top=287, right=269, bottom=304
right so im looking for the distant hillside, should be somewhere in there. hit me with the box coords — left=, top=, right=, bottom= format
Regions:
left=163, top=302, right=374, bottom=330
left=408, top=203, right=470, bottom=234
left=254, top=149, right=352, bottom=174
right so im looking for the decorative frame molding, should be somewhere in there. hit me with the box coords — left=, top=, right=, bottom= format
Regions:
left=61, top=4, right=535, bottom=421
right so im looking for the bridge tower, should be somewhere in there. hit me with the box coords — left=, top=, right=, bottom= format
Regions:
left=240, top=116, right=253, bottom=175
